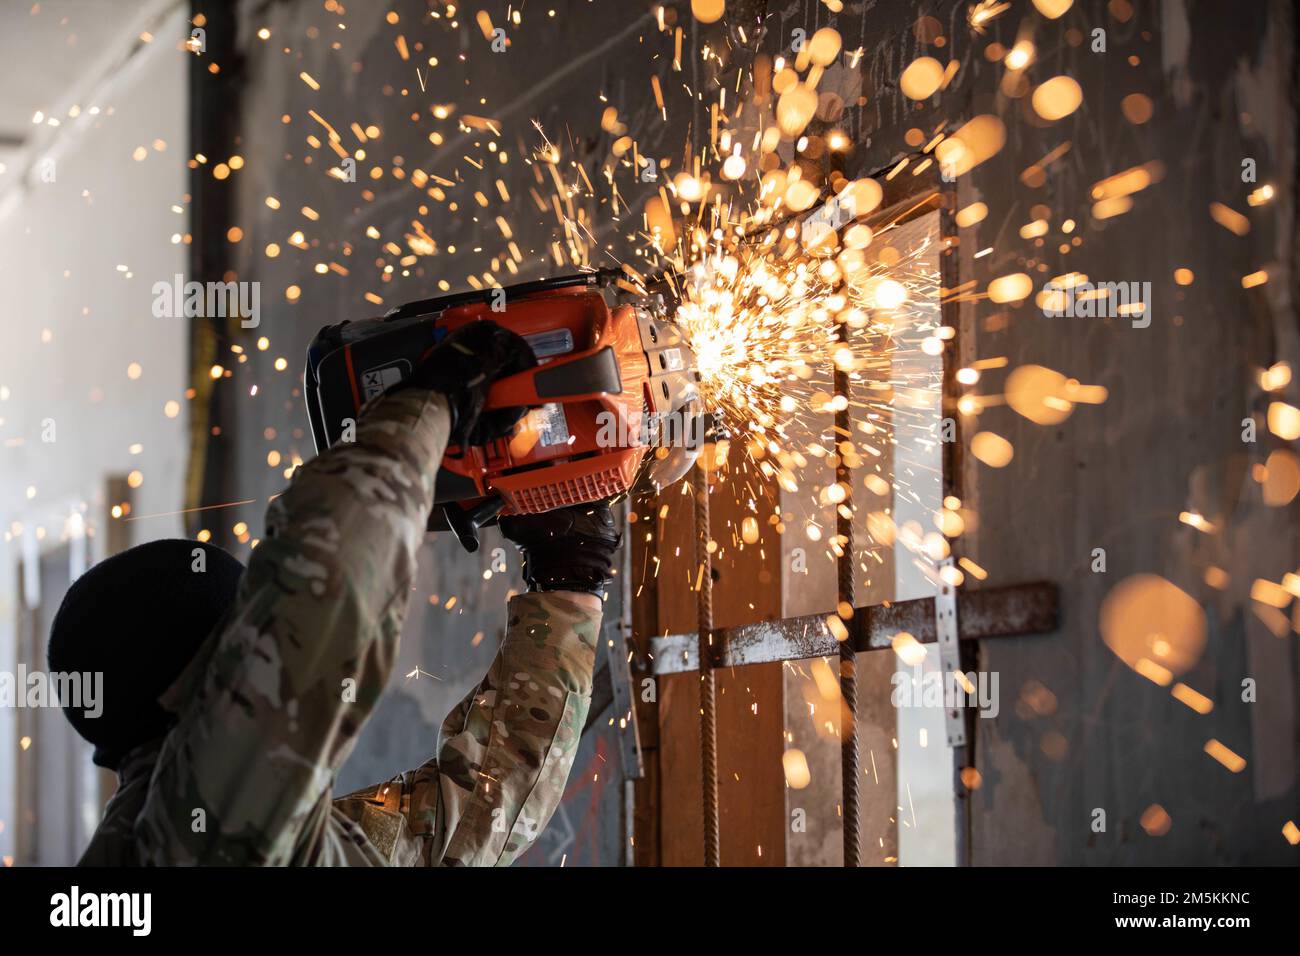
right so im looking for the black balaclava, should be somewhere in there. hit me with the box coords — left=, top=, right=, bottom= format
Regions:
left=47, top=538, right=244, bottom=770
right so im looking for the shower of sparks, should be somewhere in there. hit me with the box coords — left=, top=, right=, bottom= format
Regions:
left=664, top=205, right=946, bottom=583
left=967, top=1, right=1012, bottom=34
left=674, top=222, right=939, bottom=445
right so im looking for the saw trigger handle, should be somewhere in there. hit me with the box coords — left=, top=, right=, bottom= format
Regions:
left=443, top=495, right=506, bottom=552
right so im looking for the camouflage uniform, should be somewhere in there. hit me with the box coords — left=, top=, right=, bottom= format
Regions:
left=79, top=388, right=602, bottom=866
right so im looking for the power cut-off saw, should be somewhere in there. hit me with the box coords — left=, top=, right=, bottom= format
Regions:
left=303, top=269, right=707, bottom=550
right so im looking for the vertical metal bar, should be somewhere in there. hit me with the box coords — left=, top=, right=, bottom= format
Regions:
left=630, top=485, right=663, bottom=867
left=938, top=172, right=972, bottom=867
left=187, top=0, right=242, bottom=547
left=835, top=323, right=859, bottom=867
left=694, top=463, right=721, bottom=866
left=608, top=498, right=643, bottom=780
left=934, top=559, right=965, bottom=747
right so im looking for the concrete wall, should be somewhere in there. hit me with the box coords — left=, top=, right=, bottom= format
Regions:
left=769, top=0, right=1297, bottom=865
left=947, top=0, right=1300, bottom=865
left=800, top=0, right=1298, bottom=864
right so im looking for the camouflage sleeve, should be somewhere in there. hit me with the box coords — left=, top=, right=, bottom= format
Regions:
left=135, top=387, right=450, bottom=865
left=402, top=591, right=601, bottom=866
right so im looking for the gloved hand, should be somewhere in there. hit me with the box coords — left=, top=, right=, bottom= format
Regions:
left=499, top=501, right=622, bottom=595
left=401, top=319, right=537, bottom=447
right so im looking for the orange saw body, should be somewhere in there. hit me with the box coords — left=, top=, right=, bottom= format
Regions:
left=304, top=270, right=703, bottom=549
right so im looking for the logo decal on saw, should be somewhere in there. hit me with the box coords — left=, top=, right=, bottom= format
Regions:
left=360, top=360, right=411, bottom=401
left=531, top=402, right=570, bottom=446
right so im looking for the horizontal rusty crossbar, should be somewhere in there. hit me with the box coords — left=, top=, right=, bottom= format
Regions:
left=647, top=582, right=1057, bottom=675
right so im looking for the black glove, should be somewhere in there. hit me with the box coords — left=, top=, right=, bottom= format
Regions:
left=499, top=501, right=622, bottom=595
left=401, top=320, right=536, bottom=447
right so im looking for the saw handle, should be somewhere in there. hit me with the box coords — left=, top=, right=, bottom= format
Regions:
left=482, top=345, right=622, bottom=411
left=443, top=496, right=505, bottom=552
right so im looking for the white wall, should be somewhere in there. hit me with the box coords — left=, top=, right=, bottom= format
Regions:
left=0, top=4, right=189, bottom=864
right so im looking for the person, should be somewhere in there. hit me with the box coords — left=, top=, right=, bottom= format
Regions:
left=47, top=320, right=621, bottom=865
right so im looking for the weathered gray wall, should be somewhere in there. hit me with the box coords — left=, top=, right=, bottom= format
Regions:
left=952, top=0, right=1299, bottom=866
left=767, top=0, right=1298, bottom=865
